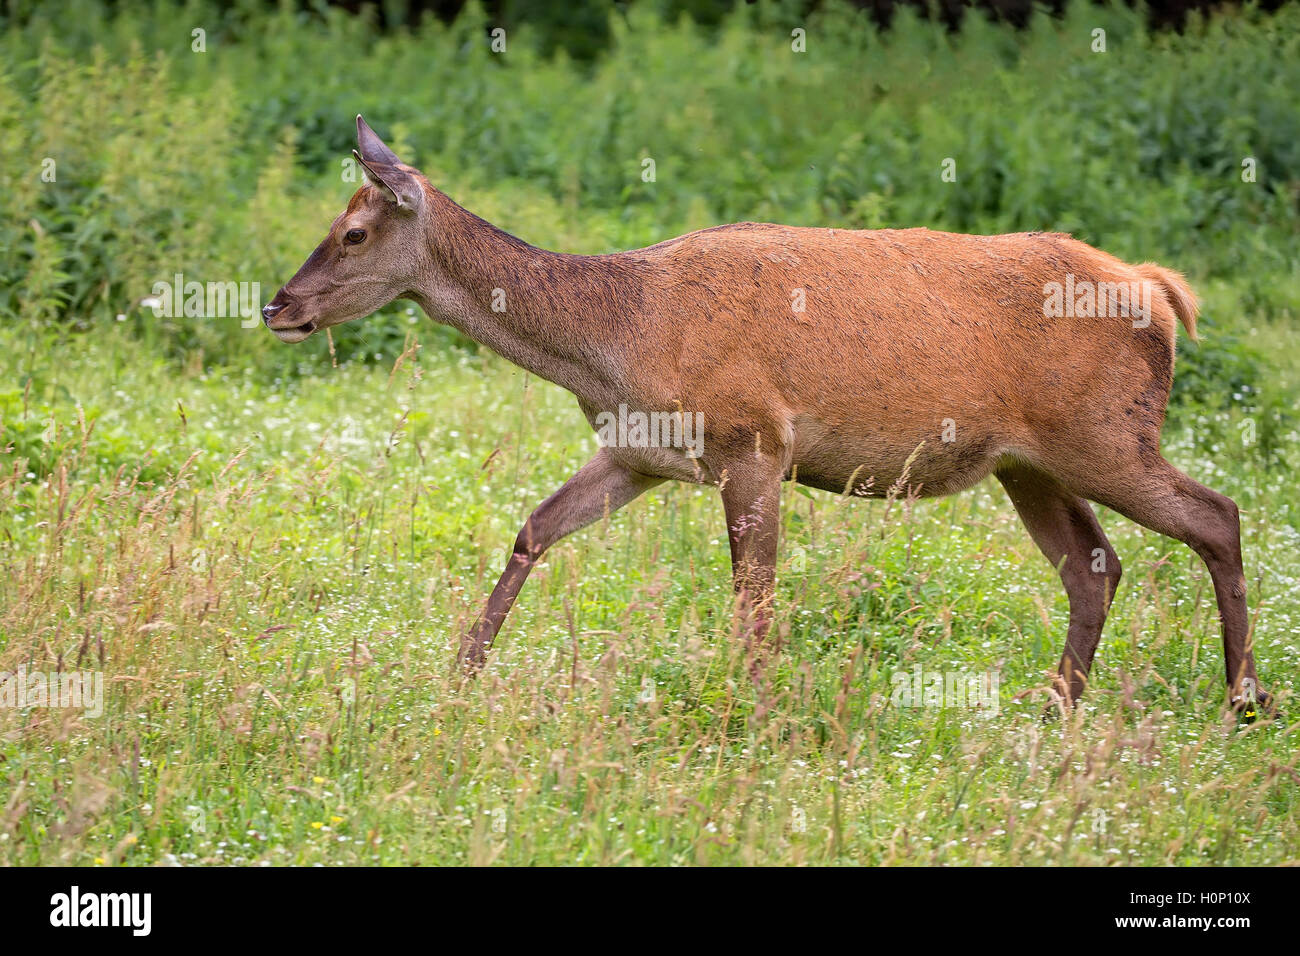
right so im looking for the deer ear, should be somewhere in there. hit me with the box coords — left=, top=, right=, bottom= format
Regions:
left=355, top=114, right=402, bottom=166
left=352, top=149, right=423, bottom=212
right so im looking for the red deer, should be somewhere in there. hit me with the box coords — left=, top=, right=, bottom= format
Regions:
left=263, top=116, right=1269, bottom=716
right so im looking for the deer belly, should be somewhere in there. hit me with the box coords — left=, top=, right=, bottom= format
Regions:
left=790, top=419, right=1010, bottom=499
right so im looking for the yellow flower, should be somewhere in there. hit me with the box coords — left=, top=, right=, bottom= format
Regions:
left=329, top=816, right=344, bottom=825
left=125, top=834, right=138, bottom=845
left=93, top=856, right=105, bottom=865
left=310, top=821, right=324, bottom=829
left=433, top=728, right=442, bottom=736
left=312, top=776, right=325, bottom=784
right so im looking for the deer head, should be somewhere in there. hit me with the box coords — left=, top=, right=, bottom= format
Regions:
left=262, top=116, right=429, bottom=343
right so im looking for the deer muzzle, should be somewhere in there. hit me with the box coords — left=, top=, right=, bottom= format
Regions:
left=262, top=294, right=316, bottom=343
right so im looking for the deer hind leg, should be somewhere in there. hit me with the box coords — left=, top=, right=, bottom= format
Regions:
left=458, top=449, right=662, bottom=672
left=718, top=462, right=783, bottom=678
left=1073, top=456, right=1265, bottom=713
left=998, top=465, right=1122, bottom=705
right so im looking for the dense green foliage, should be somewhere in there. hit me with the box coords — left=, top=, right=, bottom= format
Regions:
left=3, top=2, right=1297, bottom=368
left=0, top=2, right=1296, bottom=865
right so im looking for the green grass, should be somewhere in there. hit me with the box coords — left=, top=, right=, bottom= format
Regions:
left=1, top=321, right=1296, bottom=865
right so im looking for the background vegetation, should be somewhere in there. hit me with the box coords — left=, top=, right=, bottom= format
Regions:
left=0, top=0, right=1296, bottom=864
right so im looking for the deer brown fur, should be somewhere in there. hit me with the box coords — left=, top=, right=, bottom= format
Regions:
left=264, top=116, right=1269, bottom=715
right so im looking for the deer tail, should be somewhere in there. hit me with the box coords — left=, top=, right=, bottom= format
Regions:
left=1136, top=263, right=1199, bottom=342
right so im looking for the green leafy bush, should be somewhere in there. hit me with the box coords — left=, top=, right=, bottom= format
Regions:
left=1, top=0, right=1296, bottom=409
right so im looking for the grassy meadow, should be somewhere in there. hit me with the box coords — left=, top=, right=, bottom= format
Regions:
left=1, top=1, right=1298, bottom=865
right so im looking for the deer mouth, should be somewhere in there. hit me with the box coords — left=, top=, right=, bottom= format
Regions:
left=271, top=319, right=316, bottom=343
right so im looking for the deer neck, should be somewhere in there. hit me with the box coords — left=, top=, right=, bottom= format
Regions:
left=410, top=190, right=638, bottom=401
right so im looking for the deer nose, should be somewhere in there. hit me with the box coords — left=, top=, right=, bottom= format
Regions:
left=262, top=302, right=284, bottom=325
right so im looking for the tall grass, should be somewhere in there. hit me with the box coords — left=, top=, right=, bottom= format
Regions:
left=1, top=324, right=1297, bottom=865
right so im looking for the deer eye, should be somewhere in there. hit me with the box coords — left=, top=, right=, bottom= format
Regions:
left=344, top=228, right=367, bottom=245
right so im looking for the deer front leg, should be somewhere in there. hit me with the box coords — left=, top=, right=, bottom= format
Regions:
left=719, top=464, right=783, bottom=671
left=459, top=449, right=662, bottom=671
